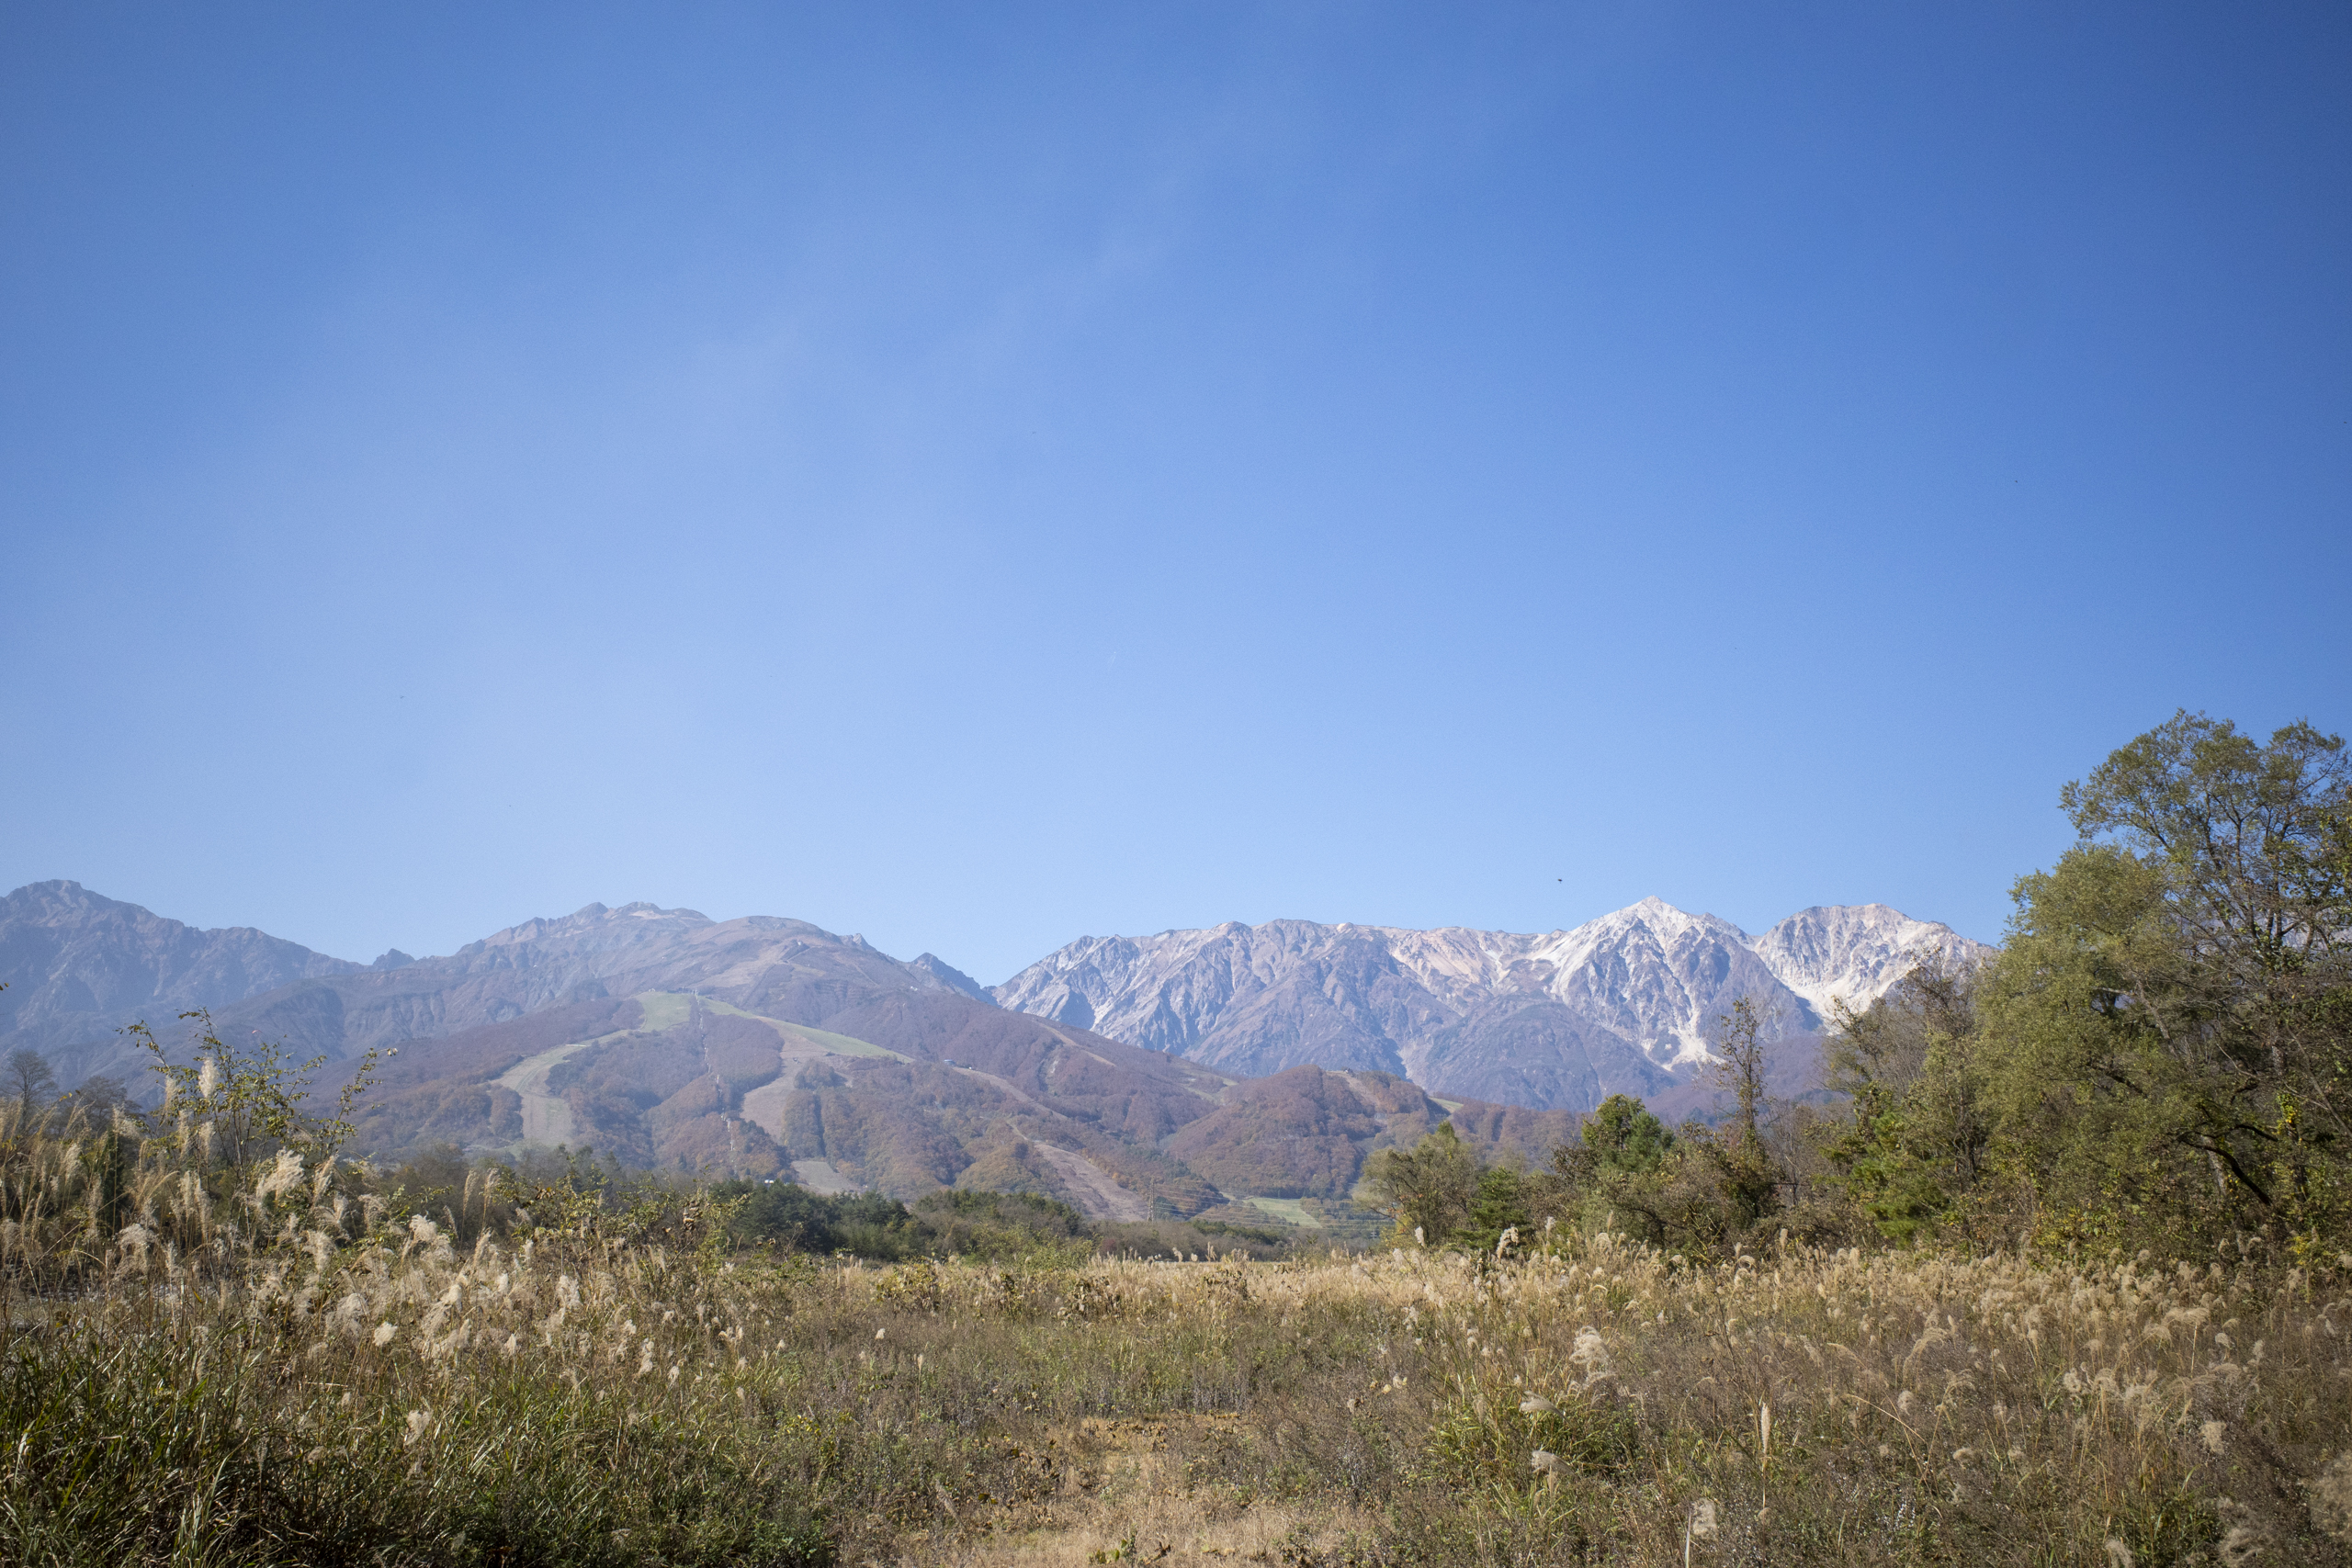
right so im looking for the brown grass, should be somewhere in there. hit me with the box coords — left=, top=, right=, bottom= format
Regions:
left=5, top=1089, right=2351, bottom=1565
left=848, top=1238, right=2352, bottom=1565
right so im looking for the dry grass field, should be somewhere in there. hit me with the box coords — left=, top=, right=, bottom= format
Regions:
left=9, top=1180, right=2351, bottom=1567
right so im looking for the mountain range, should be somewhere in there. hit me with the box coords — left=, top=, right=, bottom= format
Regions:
left=0, top=881, right=1983, bottom=1226
left=992, top=899, right=1986, bottom=1111
left=0, top=880, right=365, bottom=1056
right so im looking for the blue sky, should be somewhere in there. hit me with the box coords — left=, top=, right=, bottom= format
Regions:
left=4, top=3, right=2346, bottom=982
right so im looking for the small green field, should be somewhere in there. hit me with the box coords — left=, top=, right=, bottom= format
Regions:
left=633, top=990, right=695, bottom=1031
left=1236, top=1195, right=1322, bottom=1229
left=635, top=992, right=906, bottom=1060
left=768, top=1019, right=903, bottom=1060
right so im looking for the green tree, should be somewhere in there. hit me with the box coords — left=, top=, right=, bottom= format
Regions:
left=1460, top=1164, right=1533, bottom=1254
left=1551, top=1094, right=1679, bottom=1245
left=1978, top=712, right=2351, bottom=1258
left=1552, top=1093, right=1763, bottom=1253
left=1360, top=1122, right=1482, bottom=1248
left=1580, top=1093, right=1675, bottom=1175
left=1823, top=955, right=1996, bottom=1245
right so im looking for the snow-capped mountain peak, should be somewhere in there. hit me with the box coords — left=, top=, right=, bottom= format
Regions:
left=1748, top=904, right=1984, bottom=1021
left=992, top=900, right=1991, bottom=1113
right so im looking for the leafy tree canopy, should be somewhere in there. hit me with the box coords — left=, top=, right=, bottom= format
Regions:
left=1981, top=711, right=2351, bottom=1258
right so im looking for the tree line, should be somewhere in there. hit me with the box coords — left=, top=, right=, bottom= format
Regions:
left=1363, top=711, right=2350, bottom=1264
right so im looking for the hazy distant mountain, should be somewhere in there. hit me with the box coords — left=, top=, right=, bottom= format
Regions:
left=2, top=881, right=1981, bottom=1224
left=992, top=899, right=1988, bottom=1111
left=904, top=953, right=990, bottom=1001
left=0, top=881, right=362, bottom=1070
left=274, top=902, right=1571, bottom=1218
left=0, top=888, right=990, bottom=1085
left=0, top=886, right=1570, bottom=1226
left=193, top=901, right=986, bottom=1068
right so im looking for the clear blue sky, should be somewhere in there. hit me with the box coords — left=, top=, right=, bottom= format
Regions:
left=4, top=3, right=2346, bottom=982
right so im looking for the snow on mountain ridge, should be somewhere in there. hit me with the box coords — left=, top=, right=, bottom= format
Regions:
left=1749, top=904, right=1986, bottom=1021
left=991, top=900, right=1992, bottom=1112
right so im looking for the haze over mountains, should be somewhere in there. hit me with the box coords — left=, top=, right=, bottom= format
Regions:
left=0, top=880, right=1980, bottom=1224
left=0, top=883, right=1574, bottom=1225
left=0, top=880, right=365, bottom=1056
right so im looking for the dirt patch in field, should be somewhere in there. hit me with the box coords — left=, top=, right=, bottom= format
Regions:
left=895, top=1416, right=1374, bottom=1567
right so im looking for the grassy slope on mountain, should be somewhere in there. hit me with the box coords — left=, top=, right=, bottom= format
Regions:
left=327, top=994, right=1210, bottom=1206
left=330, top=998, right=780, bottom=1177
left=767, top=1063, right=991, bottom=1192
left=65, top=898, right=1517, bottom=1222
left=156, top=907, right=955, bottom=1076
left=339, top=998, right=641, bottom=1161
left=18, top=890, right=1693, bottom=1235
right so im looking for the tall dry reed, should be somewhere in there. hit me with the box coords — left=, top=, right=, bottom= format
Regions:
left=6, top=1085, right=2349, bottom=1565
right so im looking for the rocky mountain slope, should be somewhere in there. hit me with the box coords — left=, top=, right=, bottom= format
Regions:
left=992, top=899, right=1988, bottom=1110
left=0, top=881, right=363, bottom=1057
left=0, top=886, right=1565, bottom=1229
left=1, top=883, right=1983, bottom=1224
left=34, top=897, right=989, bottom=1086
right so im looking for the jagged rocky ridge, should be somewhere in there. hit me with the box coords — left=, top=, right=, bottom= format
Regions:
left=991, top=899, right=1989, bottom=1111
left=0, top=885, right=1983, bottom=1218
left=0, top=881, right=364, bottom=1056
